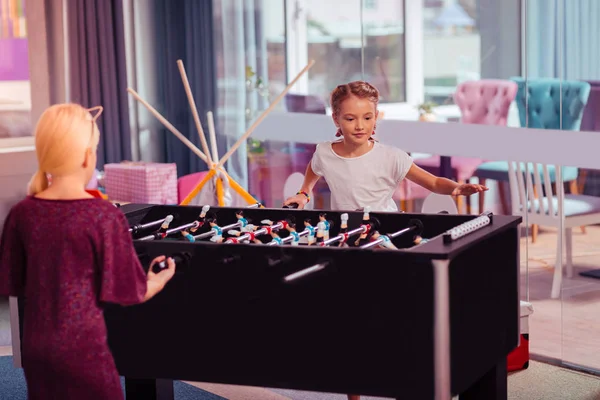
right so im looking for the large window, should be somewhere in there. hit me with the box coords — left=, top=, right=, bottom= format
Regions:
left=422, top=0, right=480, bottom=105
left=0, top=0, right=31, bottom=140
left=282, top=0, right=406, bottom=105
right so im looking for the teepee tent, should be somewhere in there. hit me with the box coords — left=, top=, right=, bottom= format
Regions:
left=128, top=59, right=315, bottom=208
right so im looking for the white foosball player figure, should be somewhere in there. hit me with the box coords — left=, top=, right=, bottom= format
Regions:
left=190, top=205, right=210, bottom=233
left=269, top=231, right=283, bottom=245
left=235, top=210, right=257, bottom=232
left=316, top=213, right=330, bottom=242
left=285, top=219, right=300, bottom=246
left=180, top=229, right=196, bottom=242
left=370, top=231, right=398, bottom=250
left=206, top=215, right=223, bottom=243
left=303, top=218, right=316, bottom=245
left=338, top=213, right=349, bottom=247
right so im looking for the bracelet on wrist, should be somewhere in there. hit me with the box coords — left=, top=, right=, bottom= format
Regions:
left=297, top=191, right=310, bottom=203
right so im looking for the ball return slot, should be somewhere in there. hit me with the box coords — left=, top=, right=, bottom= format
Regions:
left=442, top=211, right=493, bottom=244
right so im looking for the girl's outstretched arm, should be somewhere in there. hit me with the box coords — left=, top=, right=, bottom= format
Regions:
left=405, top=163, right=487, bottom=196
left=300, top=162, right=321, bottom=194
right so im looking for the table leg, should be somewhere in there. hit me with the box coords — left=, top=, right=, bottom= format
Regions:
left=458, top=358, right=507, bottom=400
left=125, top=378, right=174, bottom=400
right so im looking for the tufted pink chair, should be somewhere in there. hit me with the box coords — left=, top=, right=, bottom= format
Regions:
left=454, top=79, right=517, bottom=125
left=413, top=79, right=518, bottom=213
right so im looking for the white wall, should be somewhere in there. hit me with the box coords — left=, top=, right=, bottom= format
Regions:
left=423, top=34, right=480, bottom=79
left=0, top=81, right=31, bottom=110
left=0, top=0, right=67, bottom=226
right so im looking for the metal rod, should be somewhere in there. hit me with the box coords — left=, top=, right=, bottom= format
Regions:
left=268, top=228, right=310, bottom=245
left=360, top=225, right=417, bottom=249
left=129, top=218, right=165, bottom=233
left=321, top=225, right=366, bottom=246
left=138, top=221, right=200, bottom=241
left=194, top=222, right=241, bottom=240
left=225, top=221, right=286, bottom=244
left=283, top=262, right=328, bottom=283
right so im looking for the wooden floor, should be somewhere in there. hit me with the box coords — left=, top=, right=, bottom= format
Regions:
left=522, top=224, right=600, bottom=372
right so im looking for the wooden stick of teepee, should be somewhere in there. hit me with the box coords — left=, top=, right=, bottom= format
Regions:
left=207, top=111, right=219, bottom=162
left=127, top=88, right=209, bottom=165
left=215, top=60, right=315, bottom=170
left=177, top=60, right=214, bottom=168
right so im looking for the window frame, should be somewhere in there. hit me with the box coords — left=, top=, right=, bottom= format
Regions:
left=283, top=0, right=523, bottom=109
left=283, top=0, right=420, bottom=105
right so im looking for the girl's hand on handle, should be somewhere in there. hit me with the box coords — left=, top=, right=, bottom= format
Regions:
left=283, top=194, right=308, bottom=209
left=148, top=256, right=176, bottom=287
left=143, top=256, right=176, bottom=302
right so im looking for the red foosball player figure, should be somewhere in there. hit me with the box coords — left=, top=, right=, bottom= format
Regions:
left=354, top=206, right=373, bottom=246
left=156, top=215, right=174, bottom=239
left=190, top=205, right=211, bottom=233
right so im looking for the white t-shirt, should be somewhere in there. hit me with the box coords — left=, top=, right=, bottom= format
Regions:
left=311, top=140, right=413, bottom=212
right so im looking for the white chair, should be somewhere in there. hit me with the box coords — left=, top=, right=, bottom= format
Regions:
left=421, top=193, right=459, bottom=215
left=507, top=161, right=600, bottom=299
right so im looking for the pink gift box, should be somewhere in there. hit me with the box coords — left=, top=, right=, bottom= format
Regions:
left=104, top=162, right=178, bottom=204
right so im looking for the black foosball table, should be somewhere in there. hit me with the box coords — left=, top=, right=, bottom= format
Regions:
left=12, top=203, right=522, bottom=400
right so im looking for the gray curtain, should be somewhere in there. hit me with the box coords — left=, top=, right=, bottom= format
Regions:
left=67, top=0, right=132, bottom=167
left=153, top=0, right=218, bottom=178
left=212, top=0, right=270, bottom=190
left=526, top=0, right=600, bottom=80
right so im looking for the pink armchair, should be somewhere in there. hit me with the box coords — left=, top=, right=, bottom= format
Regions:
left=414, top=79, right=518, bottom=213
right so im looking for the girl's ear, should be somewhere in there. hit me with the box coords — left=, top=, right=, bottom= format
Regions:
left=331, top=113, right=339, bottom=128
left=82, top=147, right=93, bottom=167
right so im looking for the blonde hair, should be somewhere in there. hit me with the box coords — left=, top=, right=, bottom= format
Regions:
left=28, top=103, right=102, bottom=195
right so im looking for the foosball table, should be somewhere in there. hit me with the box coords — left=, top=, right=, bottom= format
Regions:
left=11, top=203, right=522, bottom=400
